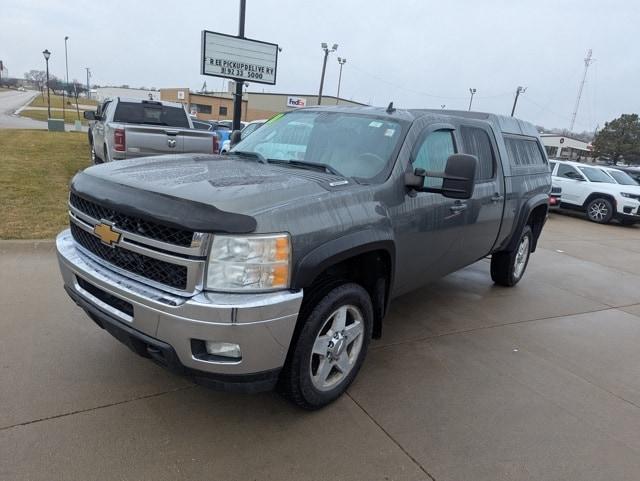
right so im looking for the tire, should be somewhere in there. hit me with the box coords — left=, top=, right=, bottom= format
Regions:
left=491, top=225, right=533, bottom=287
left=586, top=198, right=614, bottom=224
left=278, top=283, right=373, bottom=410
left=620, top=219, right=636, bottom=226
left=90, top=143, right=101, bottom=164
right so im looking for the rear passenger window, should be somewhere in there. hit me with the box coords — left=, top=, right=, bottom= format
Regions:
left=460, top=126, right=495, bottom=180
left=505, top=137, right=547, bottom=166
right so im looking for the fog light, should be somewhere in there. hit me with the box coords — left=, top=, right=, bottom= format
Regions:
left=205, top=341, right=241, bottom=359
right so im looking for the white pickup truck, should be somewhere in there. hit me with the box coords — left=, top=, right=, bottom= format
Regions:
left=84, top=98, right=219, bottom=163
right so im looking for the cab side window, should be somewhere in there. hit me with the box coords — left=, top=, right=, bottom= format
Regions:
left=557, top=164, right=583, bottom=180
left=460, top=126, right=495, bottom=180
left=413, top=130, right=455, bottom=188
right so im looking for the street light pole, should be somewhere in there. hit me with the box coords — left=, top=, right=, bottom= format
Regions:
left=468, top=88, right=476, bottom=111
left=42, top=49, right=51, bottom=118
left=85, top=67, right=91, bottom=100
left=510, top=86, right=526, bottom=117
left=336, top=57, right=346, bottom=104
left=317, top=43, right=337, bottom=105
left=63, top=36, right=69, bottom=119
left=232, top=0, right=246, bottom=132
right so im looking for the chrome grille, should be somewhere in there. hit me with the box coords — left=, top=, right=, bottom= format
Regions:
left=70, top=223, right=188, bottom=290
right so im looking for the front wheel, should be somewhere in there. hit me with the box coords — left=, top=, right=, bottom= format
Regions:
left=278, top=283, right=373, bottom=410
left=586, top=198, right=613, bottom=224
left=491, top=225, right=532, bottom=287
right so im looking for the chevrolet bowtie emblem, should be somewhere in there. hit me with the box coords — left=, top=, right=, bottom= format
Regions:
left=93, top=222, right=121, bottom=246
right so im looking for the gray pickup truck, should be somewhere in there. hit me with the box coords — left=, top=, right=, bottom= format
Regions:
left=57, top=106, right=551, bottom=409
left=84, top=98, right=218, bottom=163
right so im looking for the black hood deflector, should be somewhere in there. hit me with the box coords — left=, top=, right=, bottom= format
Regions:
left=70, top=172, right=257, bottom=234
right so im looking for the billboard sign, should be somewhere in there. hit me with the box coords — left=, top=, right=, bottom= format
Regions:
left=287, top=96, right=307, bottom=108
left=201, top=30, right=278, bottom=85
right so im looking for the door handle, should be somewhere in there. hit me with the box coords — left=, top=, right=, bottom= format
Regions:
left=449, top=202, right=468, bottom=213
left=165, top=130, right=179, bottom=136
left=491, top=193, right=504, bottom=202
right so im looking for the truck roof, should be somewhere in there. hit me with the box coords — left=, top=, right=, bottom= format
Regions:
left=105, top=97, right=186, bottom=109
left=301, top=105, right=540, bottom=138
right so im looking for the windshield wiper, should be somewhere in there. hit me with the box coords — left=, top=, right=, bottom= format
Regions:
left=267, top=159, right=344, bottom=177
left=231, top=150, right=267, bottom=164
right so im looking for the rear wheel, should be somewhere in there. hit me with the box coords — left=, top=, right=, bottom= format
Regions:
left=491, top=225, right=532, bottom=287
left=278, top=283, right=373, bottom=410
left=586, top=198, right=613, bottom=224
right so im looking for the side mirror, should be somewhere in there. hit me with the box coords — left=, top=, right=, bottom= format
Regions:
left=83, top=110, right=96, bottom=121
left=405, top=153, right=477, bottom=199
left=230, top=129, right=242, bottom=147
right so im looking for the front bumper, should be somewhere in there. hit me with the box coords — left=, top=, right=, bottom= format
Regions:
left=616, top=202, right=640, bottom=223
left=56, top=230, right=303, bottom=392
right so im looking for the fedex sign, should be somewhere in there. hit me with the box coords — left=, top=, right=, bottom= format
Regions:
left=287, top=96, right=307, bottom=108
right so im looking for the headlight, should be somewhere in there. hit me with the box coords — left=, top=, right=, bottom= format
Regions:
left=205, top=234, right=291, bottom=291
left=621, top=192, right=640, bottom=200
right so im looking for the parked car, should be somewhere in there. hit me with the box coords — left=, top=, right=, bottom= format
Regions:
left=604, top=165, right=640, bottom=184
left=550, top=160, right=640, bottom=224
left=192, top=119, right=213, bottom=131
left=217, top=120, right=247, bottom=130
left=57, top=106, right=551, bottom=409
left=598, top=165, right=640, bottom=186
left=221, top=119, right=268, bottom=153
left=84, top=98, right=219, bottom=163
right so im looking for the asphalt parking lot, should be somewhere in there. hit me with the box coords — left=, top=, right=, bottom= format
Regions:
left=1, top=213, right=640, bottom=481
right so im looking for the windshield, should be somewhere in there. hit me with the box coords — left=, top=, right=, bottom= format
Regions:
left=606, top=169, right=639, bottom=185
left=578, top=166, right=613, bottom=183
left=230, top=111, right=404, bottom=180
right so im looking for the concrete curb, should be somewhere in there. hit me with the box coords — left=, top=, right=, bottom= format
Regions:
left=0, top=239, right=56, bottom=254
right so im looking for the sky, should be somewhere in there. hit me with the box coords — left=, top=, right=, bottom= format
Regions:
left=2, top=0, right=638, bottom=132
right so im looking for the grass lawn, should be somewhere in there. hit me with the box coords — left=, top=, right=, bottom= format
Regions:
left=0, top=130, right=89, bottom=239
left=29, top=93, right=97, bottom=109
left=20, top=108, right=89, bottom=125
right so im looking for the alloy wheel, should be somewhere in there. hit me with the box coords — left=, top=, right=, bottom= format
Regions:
left=588, top=201, right=609, bottom=222
left=513, top=235, right=530, bottom=280
left=309, top=305, right=364, bottom=392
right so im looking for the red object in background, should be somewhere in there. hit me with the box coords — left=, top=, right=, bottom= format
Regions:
left=212, top=133, right=220, bottom=154
left=114, top=129, right=126, bottom=152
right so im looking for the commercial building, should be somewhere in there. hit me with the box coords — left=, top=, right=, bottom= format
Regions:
left=540, top=134, right=592, bottom=160
left=94, top=87, right=160, bottom=102
left=159, top=87, right=366, bottom=122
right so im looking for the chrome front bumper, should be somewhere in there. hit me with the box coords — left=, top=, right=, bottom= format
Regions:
left=56, top=230, right=303, bottom=380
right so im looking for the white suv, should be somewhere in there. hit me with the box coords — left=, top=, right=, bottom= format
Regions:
left=549, top=160, right=640, bottom=225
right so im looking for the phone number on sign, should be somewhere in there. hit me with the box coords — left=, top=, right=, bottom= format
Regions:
left=220, top=67, right=264, bottom=80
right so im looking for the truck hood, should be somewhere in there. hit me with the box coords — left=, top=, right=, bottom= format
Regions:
left=73, top=154, right=352, bottom=232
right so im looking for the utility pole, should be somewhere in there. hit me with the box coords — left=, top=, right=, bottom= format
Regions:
left=318, top=43, right=338, bottom=105
left=468, top=88, right=476, bottom=111
left=85, top=67, right=91, bottom=100
left=510, top=86, right=526, bottom=117
left=569, top=49, right=594, bottom=132
left=336, top=57, right=346, bottom=104
left=232, top=0, right=246, bottom=132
